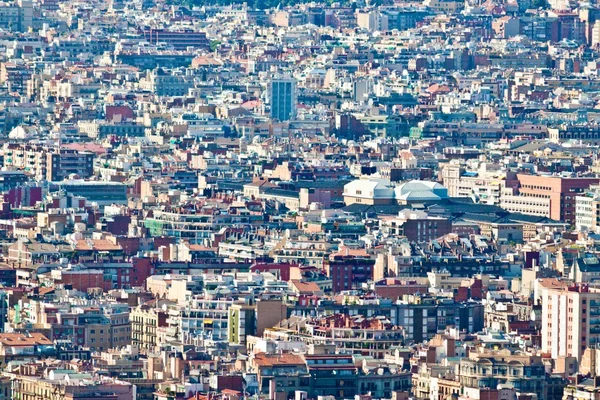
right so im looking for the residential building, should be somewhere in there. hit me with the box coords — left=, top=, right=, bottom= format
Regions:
left=540, top=279, right=600, bottom=361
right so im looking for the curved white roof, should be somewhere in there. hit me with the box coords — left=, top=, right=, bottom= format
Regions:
left=395, top=180, right=448, bottom=202
left=344, top=178, right=394, bottom=199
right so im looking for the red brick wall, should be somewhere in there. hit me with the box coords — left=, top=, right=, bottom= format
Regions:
left=60, top=271, right=111, bottom=292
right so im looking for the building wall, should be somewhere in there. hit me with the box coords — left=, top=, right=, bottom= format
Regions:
left=325, top=257, right=375, bottom=293
left=541, top=284, right=600, bottom=361
left=131, top=307, right=165, bottom=353
left=270, top=79, right=296, bottom=122
left=59, top=271, right=112, bottom=292
left=256, top=299, right=287, bottom=336
left=513, top=174, right=599, bottom=223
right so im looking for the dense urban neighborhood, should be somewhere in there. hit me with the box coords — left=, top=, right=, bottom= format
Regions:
left=0, top=0, right=600, bottom=399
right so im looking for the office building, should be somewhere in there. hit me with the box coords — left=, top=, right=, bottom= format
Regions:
left=270, top=78, right=296, bottom=122
left=501, top=174, right=599, bottom=224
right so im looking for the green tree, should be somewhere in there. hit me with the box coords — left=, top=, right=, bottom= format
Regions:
left=209, top=40, right=221, bottom=52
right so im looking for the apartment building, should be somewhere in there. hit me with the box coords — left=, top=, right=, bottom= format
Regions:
left=0, top=0, right=32, bottom=32
left=3, top=143, right=46, bottom=180
left=540, top=279, right=600, bottom=361
left=359, top=114, right=408, bottom=138
left=173, top=113, right=225, bottom=138
left=394, top=295, right=484, bottom=342
left=549, top=124, right=600, bottom=143
left=324, top=255, right=375, bottom=293
left=50, top=306, right=131, bottom=352
left=166, top=297, right=237, bottom=343
left=0, top=61, right=31, bottom=95
left=272, top=237, right=336, bottom=268
left=10, top=373, right=134, bottom=400
left=576, top=185, right=600, bottom=233
left=251, top=353, right=310, bottom=397
left=218, top=233, right=271, bottom=261
left=131, top=304, right=168, bottom=353
left=0, top=332, right=54, bottom=363
left=47, top=148, right=95, bottom=181
left=0, top=171, right=28, bottom=191
left=3, top=144, right=95, bottom=182
left=379, top=210, right=452, bottom=242
left=459, top=349, right=547, bottom=399
left=265, top=314, right=405, bottom=359
left=144, top=207, right=219, bottom=244
left=441, top=162, right=508, bottom=205
left=423, top=0, right=464, bottom=13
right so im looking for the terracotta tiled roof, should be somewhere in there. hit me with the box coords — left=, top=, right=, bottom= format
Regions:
left=75, top=239, right=122, bottom=252
left=290, top=280, right=322, bottom=295
left=253, top=353, right=305, bottom=367
left=0, top=333, right=53, bottom=347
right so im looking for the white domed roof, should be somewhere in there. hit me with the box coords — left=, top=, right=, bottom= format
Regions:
left=394, top=180, right=448, bottom=202
left=344, top=178, right=394, bottom=199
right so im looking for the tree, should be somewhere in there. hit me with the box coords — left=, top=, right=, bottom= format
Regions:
left=209, top=40, right=221, bottom=52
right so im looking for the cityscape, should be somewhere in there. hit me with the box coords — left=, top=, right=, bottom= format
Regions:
left=0, top=0, right=598, bottom=399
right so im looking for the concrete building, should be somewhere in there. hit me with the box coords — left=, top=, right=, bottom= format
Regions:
left=540, top=279, right=600, bottom=361
left=356, top=10, right=388, bottom=32
left=379, top=210, right=452, bottom=242
left=47, top=148, right=95, bottom=181
left=142, top=69, right=192, bottom=96
left=423, top=0, right=464, bottom=13
left=166, top=298, right=236, bottom=343
left=0, top=0, right=32, bottom=33
left=140, top=29, right=209, bottom=49
left=458, top=349, right=547, bottom=400
left=576, top=185, right=600, bottom=233
left=501, top=174, right=599, bottom=224
left=10, top=373, right=134, bottom=400
left=359, top=115, right=408, bottom=138
left=131, top=304, right=168, bottom=353
left=343, top=178, right=448, bottom=206
left=441, top=162, right=508, bottom=205
left=324, top=255, right=375, bottom=293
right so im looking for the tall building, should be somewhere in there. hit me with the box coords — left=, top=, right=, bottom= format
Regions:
left=0, top=0, right=32, bottom=33
left=131, top=304, right=168, bottom=353
left=270, top=78, right=296, bottom=122
left=540, top=279, right=600, bottom=361
left=47, top=148, right=95, bottom=181
left=324, top=255, right=375, bottom=293
left=576, top=185, right=600, bottom=233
